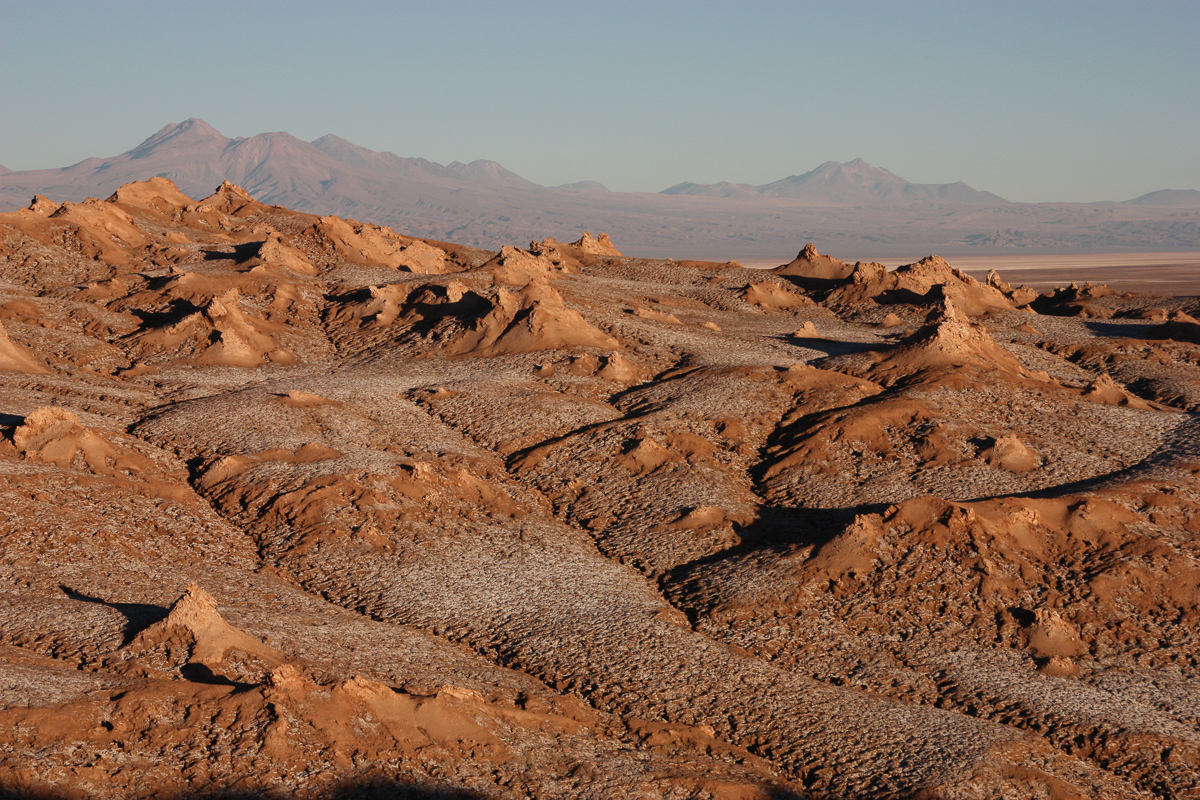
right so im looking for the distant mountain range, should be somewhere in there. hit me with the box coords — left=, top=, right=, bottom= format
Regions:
left=663, top=158, right=1010, bottom=206
left=2, top=119, right=1198, bottom=259
left=0, top=118, right=526, bottom=213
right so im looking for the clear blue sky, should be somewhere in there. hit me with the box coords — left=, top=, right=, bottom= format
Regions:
left=1, top=0, right=1197, bottom=202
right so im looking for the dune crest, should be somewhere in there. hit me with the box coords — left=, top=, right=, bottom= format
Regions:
left=449, top=279, right=619, bottom=356
left=9, top=406, right=151, bottom=474
left=572, top=231, right=622, bottom=256
left=190, top=179, right=269, bottom=217
left=484, top=244, right=571, bottom=284
left=307, top=215, right=449, bottom=272
left=773, top=242, right=856, bottom=282
left=852, top=298, right=1048, bottom=385
left=107, top=177, right=195, bottom=218
left=128, top=583, right=286, bottom=681
left=127, top=288, right=293, bottom=367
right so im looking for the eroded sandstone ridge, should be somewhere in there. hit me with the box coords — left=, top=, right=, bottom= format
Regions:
left=1, top=184, right=1198, bottom=799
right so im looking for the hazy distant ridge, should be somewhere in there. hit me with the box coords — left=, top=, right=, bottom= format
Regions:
left=664, top=158, right=1009, bottom=206
left=1124, top=188, right=1200, bottom=207
left=2, top=119, right=1197, bottom=257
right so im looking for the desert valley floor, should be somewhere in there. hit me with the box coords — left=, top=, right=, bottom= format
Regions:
left=0, top=179, right=1198, bottom=799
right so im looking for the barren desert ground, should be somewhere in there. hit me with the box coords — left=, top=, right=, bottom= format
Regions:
left=741, top=252, right=1200, bottom=296
left=949, top=253, right=1200, bottom=296
left=0, top=180, right=1198, bottom=799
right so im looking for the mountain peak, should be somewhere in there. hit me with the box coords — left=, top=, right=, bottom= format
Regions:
left=446, top=159, right=540, bottom=189
left=312, top=133, right=355, bottom=148
left=151, top=118, right=224, bottom=141
left=661, top=158, right=1004, bottom=206
left=129, top=118, right=228, bottom=159
left=248, top=130, right=311, bottom=147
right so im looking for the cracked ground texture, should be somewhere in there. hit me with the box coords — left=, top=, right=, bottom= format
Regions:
left=0, top=178, right=1196, bottom=799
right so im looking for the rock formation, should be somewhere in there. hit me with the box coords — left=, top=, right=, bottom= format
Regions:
left=0, top=178, right=1196, bottom=800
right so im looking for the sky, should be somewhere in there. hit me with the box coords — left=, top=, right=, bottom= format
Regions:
left=1, top=0, right=1197, bottom=202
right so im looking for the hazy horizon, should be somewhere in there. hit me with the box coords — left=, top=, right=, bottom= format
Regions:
left=2, top=1, right=1197, bottom=203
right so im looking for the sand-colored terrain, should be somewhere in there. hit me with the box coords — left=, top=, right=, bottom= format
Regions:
left=0, top=180, right=1198, bottom=799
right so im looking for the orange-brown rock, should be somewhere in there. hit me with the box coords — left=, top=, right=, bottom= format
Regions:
left=0, top=180, right=1195, bottom=800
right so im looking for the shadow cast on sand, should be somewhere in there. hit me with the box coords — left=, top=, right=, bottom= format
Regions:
left=664, top=411, right=1200, bottom=610
left=1080, top=319, right=1158, bottom=339
left=126, top=298, right=205, bottom=329
left=59, top=585, right=169, bottom=645
left=976, top=410, right=1200, bottom=502
left=201, top=241, right=263, bottom=264
left=779, top=334, right=880, bottom=358
left=660, top=502, right=890, bottom=608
